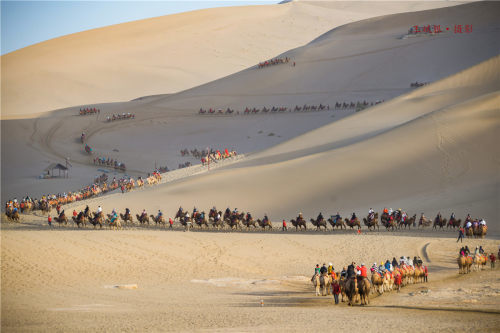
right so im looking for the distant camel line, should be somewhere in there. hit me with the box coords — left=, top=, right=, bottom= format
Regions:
left=198, top=100, right=385, bottom=115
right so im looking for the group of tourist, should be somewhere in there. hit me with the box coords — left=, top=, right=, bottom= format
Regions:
left=459, top=245, right=497, bottom=269
left=93, top=156, right=126, bottom=171
left=105, top=113, right=135, bottom=122
left=79, top=107, right=100, bottom=115
left=198, top=100, right=385, bottom=116
left=257, top=57, right=290, bottom=68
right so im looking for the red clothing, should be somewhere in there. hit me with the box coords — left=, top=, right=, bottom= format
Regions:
left=424, top=266, right=428, bottom=276
left=356, top=265, right=367, bottom=277
left=332, top=283, right=341, bottom=295
left=490, top=254, right=496, bottom=262
left=169, top=218, right=173, bottom=225
left=395, top=274, right=402, bottom=285
left=282, top=220, right=287, bottom=227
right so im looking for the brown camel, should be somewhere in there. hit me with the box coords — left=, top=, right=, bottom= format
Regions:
left=290, top=218, right=307, bottom=231
left=257, top=218, right=272, bottom=230
left=344, top=218, right=361, bottom=230
left=107, top=218, right=122, bottom=230
left=310, top=218, right=328, bottom=231
left=358, top=278, right=371, bottom=305
left=363, top=213, right=379, bottom=231
left=72, top=215, right=86, bottom=228
left=150, top=215, right=166, bottom=227
left=327, top=216, right=345, bottom=229
left=136, top=214, right=150, bottom=225
left=371, top=272, right=384, bottom=294
left=54, top=213, right=68, bottom=226
left=120, top=212, right=133, bottom=224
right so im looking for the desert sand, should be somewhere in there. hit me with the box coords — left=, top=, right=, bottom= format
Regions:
left=2, top=1, right=469, bottom=118
left=2, top=1, right=500, bottom=332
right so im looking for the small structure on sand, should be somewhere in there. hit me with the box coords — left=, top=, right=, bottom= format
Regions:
left=42, top=163, right=69, bottom=179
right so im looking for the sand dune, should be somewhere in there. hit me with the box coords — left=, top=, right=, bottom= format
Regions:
left=1, top=1, right=468, bottom=118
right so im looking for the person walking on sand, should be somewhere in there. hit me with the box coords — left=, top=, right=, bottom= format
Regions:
left=332, top=280, right=341, bottom=304
left=282, top=219, right=287, bottom=232
left=457, top=227, right=464, bottom=242
left=47, top=214, right=52, bottom=227
left=490, top=253, right=496, bottom=269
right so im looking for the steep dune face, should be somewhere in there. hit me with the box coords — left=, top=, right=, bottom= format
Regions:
left=1, top=1, right=466, bottom=118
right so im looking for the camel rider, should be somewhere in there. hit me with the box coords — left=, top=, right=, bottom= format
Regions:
left=112, top=208, right=117, bottom=216
left=465, top=214, right=471, bottom=222
left=192, top=207, right=198, bottom=218
left=402, top=211, right=407, bottom=222
left=184, top=212, right=190, bottom=221
left=340, top=266, right=347, bottom=278
left=464, top=246, right=470, bottom=255
left=97, top=205, right=103, bottom=216
left=200, top=211, right=205, bottom=220
left=157, top=210, right=163, bottom=220
left=297, top=212, right=304, bottom=222
left=84, top=205, right=90, bottom=215
left=450, top=212, right=455, bottom=221
left=216, top=212, right=221, bottom=222
left=474, top=246, right=479, bottom=255
left=110, top=210, right=118, bottom=223
left=233, top=208, right=238, bottom=215
left=392, top=257, right=398, bottom=268
left=317, top=212, right=323, bottom=221
left=480, top=219, right=486, bottom=226
left=141, top=209, right=147, bottom=219
left=225, top=207, right=231, bottom=216
left=346, top=262, right=356, bottom=280
left=320, top=263, right=328, bottom=275
left=263, top=214, right=269, bottom=223
left=356, top=264, right=367, bottom=279
left=77, top=211, right=84, bottom=220
left=368, top=208, right=374, bottom=219
left=407, top=257, right=414, bottom=267
left=466, top=220, right=472, bottom=229
left=246, top=212, right=252, bottom=221
left=384, top=260, right=391, bottom=272
left=351, top=212, right=357, bottom=222
left=125, top=208, right=130, bottom=216
left=328, top=263, right=334, bottom=274
left=479, top=246, right=484, bottom=254
left=315, top=264, right=320, bottom=275
left=59, top=210, right=65, bottom=219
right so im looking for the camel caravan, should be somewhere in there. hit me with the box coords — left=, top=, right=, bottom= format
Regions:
left=105, top=113, right=135, bottom=122
left=79, top=107, right=100, bottom=116
left=257, top=57, right=290, bottom=68
left=457, top=246, right=492, bottom=274
left=93, top=156, right=126, bottom=172
left=3, top=171, right=164, bottom=221
left=311, top=256, right=428, bottom=306
left=198, top=100, right=385, bottom=115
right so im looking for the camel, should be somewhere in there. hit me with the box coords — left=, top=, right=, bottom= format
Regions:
left=344, top=278, right=358, bottom=306
left=174, top=209, right=184, bottom=221
left=358, top=278, right=371, bottom=305
left=465, top=226, right=474, bottom=238
left=257, top=217, right=272, bottom=230
left=478, top=225, right=487, bottom=238
left=150, top=215, right=166, bottom=227
left=433, top=214, right=447, bottom=229
left=363, top=213, right=379, bottom=231
left=474, top=254, right=487, bottom=271
left=383, top=271, right=394, bottom=292
left=327, top=216, right=345, bottom=229
left=136, top=214, right=150, bottom=225
left=458, top=255, right=472, bottom=274
left=88, top=212, right=104, bottom=229
left=226, top=213, right=244, bottom=229
left=290, top=218, right=307, bottom=231
left=344, top=218, right=361, bottom=230
left=371, top=272, right=384, bottom=294
left=120, top=212, right=133, bottom=224
left=72, top=214, right=86, bottom=228
left=311, top=274, right=321, bottom=296
left=401, top=214, right=417, bottom=229
left=242, top=216, right=257, bottom=229
left=414, top=266, right=425, bottom=283
left=310, top=218, right=328, bottom=231
left=447, top=217, right=462, bottom=229
left=107, top=217, right=122, bottom=230
left=54, top=213, right=68, bottom=226
left=418, top=215, right=432, bottom=228
left=193, top=214, right=209, bottom=228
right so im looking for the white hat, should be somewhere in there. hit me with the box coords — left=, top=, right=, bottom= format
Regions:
left=361, top=263, right=365, bottom=266
left=329, top=262, right=332, bottom=266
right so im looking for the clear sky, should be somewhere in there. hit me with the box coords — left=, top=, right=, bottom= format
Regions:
left=1, top=1, right=277, bottom=55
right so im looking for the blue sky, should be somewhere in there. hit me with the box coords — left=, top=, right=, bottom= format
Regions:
left=1, top=1, right=277, bottom=55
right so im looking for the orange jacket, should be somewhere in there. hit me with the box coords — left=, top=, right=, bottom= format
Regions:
left=356, top=266, right=367, bottom=277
